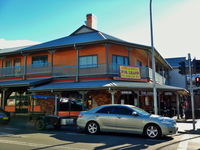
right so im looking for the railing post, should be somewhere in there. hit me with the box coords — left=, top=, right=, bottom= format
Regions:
left=23, top=55, right=27, bottom=80
left=49, top=50, right=55, bottom=76
left=74, top=44, right=79, bottom=82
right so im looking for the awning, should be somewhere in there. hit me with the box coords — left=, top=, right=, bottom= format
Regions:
left=0, top=78, right=52, bottom=88
left=29, top=80, right=187, bottom=93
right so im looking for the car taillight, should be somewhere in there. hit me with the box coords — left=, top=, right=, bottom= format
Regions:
left=78, top=114, right=84, bottom=118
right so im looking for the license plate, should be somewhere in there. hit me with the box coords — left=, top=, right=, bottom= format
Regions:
left=3, top=117, right=9, bottom=120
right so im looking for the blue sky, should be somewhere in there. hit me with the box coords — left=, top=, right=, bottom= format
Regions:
left=0, top=0, right=199, bottom=59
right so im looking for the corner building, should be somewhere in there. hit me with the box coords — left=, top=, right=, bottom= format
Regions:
left=0, top=14, right=187, bottom=116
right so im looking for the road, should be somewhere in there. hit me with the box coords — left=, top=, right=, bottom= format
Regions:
left=0, top=115, right=200, bottom=150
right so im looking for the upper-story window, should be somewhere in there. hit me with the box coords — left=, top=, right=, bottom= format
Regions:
left=112, top=55, right=129, bottom=65
left=5, top=60, right=12, bottom=67
left=79, top=55, right=97, bottom=68
left=32, top=55, right=48, bottom=67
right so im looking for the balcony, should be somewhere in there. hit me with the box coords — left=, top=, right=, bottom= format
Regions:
left=0, top=63, right=166, bottom=84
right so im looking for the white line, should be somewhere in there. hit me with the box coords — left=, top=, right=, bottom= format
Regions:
left=177, top=134, right=189, bottom=150
left=0, top=139, right=87, bottom=150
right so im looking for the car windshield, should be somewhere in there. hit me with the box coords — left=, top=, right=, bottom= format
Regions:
left=131, top=106, right=150, bottom=116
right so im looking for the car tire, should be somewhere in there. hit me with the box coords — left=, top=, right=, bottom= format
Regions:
left=144, top=124, right=161, bottom=139
left=35, top=119, right=46, bottom=130
left=86, top=121, right=100, bottom=134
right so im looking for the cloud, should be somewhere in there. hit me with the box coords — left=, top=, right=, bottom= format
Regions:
left=0, top=39, right=40, bottom=49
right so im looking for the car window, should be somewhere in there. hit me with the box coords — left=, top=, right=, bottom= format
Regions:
left=112, top=106, right=133, bottom=115
left=96, top=106, right=114, bottom=114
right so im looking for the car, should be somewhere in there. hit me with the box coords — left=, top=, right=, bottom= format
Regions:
left=0, top=108, right=10, bottom=124
left=77, top=104, right=178, bottom=139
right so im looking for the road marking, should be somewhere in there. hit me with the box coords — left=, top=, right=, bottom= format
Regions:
left=0, top=139, right=87, bottom=150
left=177, top=134, right=189, bottom=150
left=5, top=127, right=20, bottom=130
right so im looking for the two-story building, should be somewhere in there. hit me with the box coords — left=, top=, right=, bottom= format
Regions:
left=0, top=14, right=186, bottom=116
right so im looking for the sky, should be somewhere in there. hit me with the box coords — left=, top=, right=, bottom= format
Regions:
left=0, top=0, right=199, bottom=59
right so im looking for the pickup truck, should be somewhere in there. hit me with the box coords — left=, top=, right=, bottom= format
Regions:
left=29, top=97, right=84, bottom=130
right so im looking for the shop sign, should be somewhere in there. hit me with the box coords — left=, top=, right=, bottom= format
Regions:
left=120, top=65, right=141, bottom=79
left=140, top=91, right=153, bottom=96
left=121, top=91, right=132, bottom=94
left=164, top=92, right=173, bottom=95
left=7, top=99, right=15, bottom=106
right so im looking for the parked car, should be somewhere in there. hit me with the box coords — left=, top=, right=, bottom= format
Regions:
left=0, top=108, right=10, bottom=124
left=77, top=104, right=178, bottom=139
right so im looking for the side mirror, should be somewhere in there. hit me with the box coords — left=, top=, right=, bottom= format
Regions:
left=132, top=111, right=139, bottom=116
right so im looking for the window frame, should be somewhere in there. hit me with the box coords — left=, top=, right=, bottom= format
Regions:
left=112, top=55, right=129, bottom=65
left=32, top=55, right=48, bottom=67
left=79, top=55, right=98, bottom=69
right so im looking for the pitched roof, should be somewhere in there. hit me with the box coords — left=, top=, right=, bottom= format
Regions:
left=22, top=25, right=150, bottom=52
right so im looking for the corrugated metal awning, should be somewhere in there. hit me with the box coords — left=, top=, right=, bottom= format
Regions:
left=0, top=78, right=52, bottom=88
left=29, top=80, right=187, bottom=93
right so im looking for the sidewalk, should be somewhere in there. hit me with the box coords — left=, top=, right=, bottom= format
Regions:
left=176, top=118, right=200, bottom=134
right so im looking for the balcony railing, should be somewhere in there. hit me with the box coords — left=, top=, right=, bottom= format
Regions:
left=0, top=63, right=166, bottom=84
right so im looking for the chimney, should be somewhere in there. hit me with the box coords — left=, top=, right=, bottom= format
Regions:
left=86, top=13, right=97, bottom=29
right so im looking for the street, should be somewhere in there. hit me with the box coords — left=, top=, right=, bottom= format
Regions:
left=0, top=115, right=200, bottom=150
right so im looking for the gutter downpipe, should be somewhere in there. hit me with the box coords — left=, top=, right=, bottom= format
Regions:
left=150, top=0, right=158, bottom=115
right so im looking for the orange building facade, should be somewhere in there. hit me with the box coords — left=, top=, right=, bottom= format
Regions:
left=0, top=15, right=186, bottom=117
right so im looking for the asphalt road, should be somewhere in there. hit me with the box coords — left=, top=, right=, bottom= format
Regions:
left=0, top=114, right=199, bottom=150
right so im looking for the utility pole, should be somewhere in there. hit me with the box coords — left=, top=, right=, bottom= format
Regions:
left=188, top=53, right=195, bottom=130
left=150, top=0, right=158, bottom=114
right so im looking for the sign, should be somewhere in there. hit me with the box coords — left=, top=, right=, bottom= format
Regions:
left=121, top=91, right=132, bottom=94
left=140, top=91, right=153, bottom=96
left=120, top=65, right=141, bottom=79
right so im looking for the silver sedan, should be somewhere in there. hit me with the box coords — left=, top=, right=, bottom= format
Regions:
left=77, top=104, right=178, bottom=139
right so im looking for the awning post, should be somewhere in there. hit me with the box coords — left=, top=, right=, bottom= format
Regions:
left=176, top=93, right=180, bottom=119
left=1, top=89, right=6, bottom=109
left=108, top=88, right=116, bottom=104
left=54, top=94, right=58, bottom=115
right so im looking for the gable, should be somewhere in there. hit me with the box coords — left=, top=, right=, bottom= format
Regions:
left=70, top=25, right=98, bottom=35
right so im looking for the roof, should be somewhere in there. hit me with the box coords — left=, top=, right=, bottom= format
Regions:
left=0, top=78, right=52, bottom=88
left=29, top=80, right=187, bottom=93
left=165, top=57, right=188, bottom=68
left=22, top=25, right=149, bottom=52
left=0, top=45, right=33, bottom=55
left=0, top=25, right=172, bottom=69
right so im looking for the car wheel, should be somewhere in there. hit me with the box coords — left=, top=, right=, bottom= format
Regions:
left=144, top=124, right=161, bottom=139
left=35, top=119, right=46, bottom=130
left=86, top=121, right=100, bottom=134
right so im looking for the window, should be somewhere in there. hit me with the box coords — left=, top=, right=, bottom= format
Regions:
left=112, top=55, right=129, bottom=65
left=112, top=106, right=133, bottom=115
left=79, top=55, right=97, bottom=68
left=96, top=106, right=114, bottom=114
left=112, top=55, right=129, bottom=71
left=32, top=55, right=48, bottom=67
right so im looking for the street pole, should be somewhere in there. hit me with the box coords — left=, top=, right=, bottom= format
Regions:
left=188, top=53, right=195, bottom=130
left=150, top=0, right=158, bottom=114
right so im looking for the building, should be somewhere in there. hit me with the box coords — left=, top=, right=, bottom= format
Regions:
left=166, top=57, right=200, bottom=118
left=0, top=14, right=186, bottom=116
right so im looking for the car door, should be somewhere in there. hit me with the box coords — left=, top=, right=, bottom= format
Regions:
left=112, top=106, right=144, bottom=133
left=95, top=106, right=117, bottom=131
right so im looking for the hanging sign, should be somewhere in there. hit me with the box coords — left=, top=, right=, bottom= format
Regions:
left=120, top=65, right=141, bottom=79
